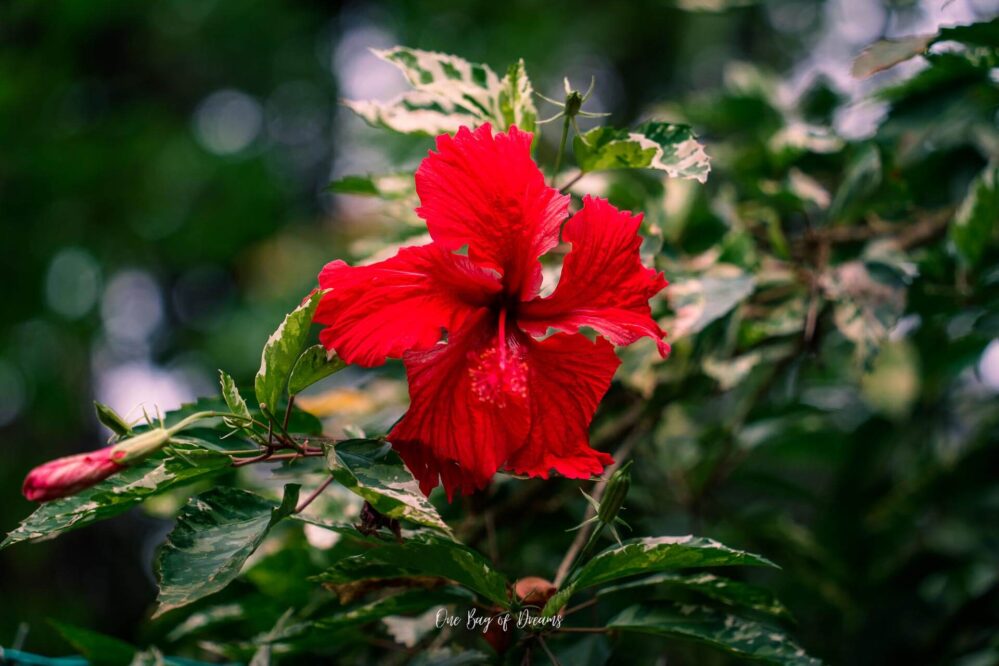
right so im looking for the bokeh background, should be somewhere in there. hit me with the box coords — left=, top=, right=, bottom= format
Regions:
left=2, top=0, right=998, bottom=663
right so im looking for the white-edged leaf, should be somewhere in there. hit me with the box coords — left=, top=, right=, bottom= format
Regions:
left=950, top=163, right=998, bottom=268
left=574, top=122, right=710, bottom=182
left=608, top=603, right=819, bottom=665
left=667, top=266, right=756, bottom=338
left=851, top=34, right=935, bottom=79
left=498, top=58, right=537, bottom=135
left=344, top=47, right=538, bottom=137
left=544, top=536, right=777, bottom=615
left=218, top=370, right=251, bottom=430
left=153, top=485, right=300, bottom=617
left=325, top=439, right=451, bottom=534
left=254, top=291, right=324, bottom=415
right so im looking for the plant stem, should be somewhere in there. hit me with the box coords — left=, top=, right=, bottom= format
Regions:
left=563, top=597, right=599, bottom=617
left=559, top=172, right=584, bottom=194
left=537, top=635, right=562, bottom=666
left=554, top=425, right=645, bottom=587
left=283, top=395, right=295, bottom=431
left=295, top=475, right=334, bottom=513
left=552, top=114, right=571, bottom=189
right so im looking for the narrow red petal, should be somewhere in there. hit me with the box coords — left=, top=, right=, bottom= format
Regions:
left=504, top=332, right=619, bottom=480
left=389, top=311, right=531, bottom=500
left=415, top=124, right=569, bottom=299
left=315, top=244, right=502, bottom=367
left=519, top=196, right=670, bottom=357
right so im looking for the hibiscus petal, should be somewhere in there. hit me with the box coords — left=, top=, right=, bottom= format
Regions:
left=389, top=311, right=531, bottom=500
left=519, top=196, right=671, bottom=357
left=415, top=124, right=569, bottom=299
left=505, top=332, right=619, bottom=479
left=315, top=244, right=501, bottom=367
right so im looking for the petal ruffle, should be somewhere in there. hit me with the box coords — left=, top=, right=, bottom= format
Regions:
left=415, top=124, right=569, bottom=299
left=389, top=311, right=531, bottom=500
left=518, top=196, right=670, bottom=357
left=315, top=244, right=501, bottom=367
left=504, top=332, right=619, bottom=480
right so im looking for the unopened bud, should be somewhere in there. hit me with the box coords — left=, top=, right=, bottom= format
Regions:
left=598, top=460, right=632, bottom=525
left=514, top=576, right=557, bottom=607
left=109, top=427, right=171, bottom=465
left=22, top=428, right=172, bottom=502
left=22, top=447, right=125, bottom=502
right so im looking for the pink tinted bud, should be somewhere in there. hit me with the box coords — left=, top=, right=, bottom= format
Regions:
left=22, top=446, right=125, bottom=502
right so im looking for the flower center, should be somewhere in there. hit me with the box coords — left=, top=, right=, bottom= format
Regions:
left=468, top=309, right=528, bottom=407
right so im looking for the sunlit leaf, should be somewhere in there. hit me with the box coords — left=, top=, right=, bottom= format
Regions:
left=288, top=345, right=346, bottom=396
left=344, top=47, right=509, bottom=136
left=607, top=603, right=819, bottom=665
left=325, top=439, right=451, bottom=534
left=574, top=122, right=710, bottom=182
left=254, top=291, right=323, bottom=416
left=498, top=58, right=537, bottom=136
left=219, top=370, right=252, bottom=431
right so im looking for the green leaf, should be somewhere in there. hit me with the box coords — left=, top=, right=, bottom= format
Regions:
left=852, top=18, right=999, bottom=78
left=545, top=536, right=777, bottom=614
left=254, top=291, right=323, bottom=416
left=828, top=144, right=881, bottom=222
left=2, top=446, right=231, bottom=550
left=153, top=485, right=299, bottom=617
left=498, top=58, right=537, bottom=136
left=819, top=259, right=908, bottom=365
left=607, top=603, right=820, bottom=665
left=668, top=266, right=756, bottom=338
left=344, top=47, right=506, bottom=136
left=326, top=173, right=415, bottom=199
left=950, top=164, right=998, bottom=268
left=574, top=122, right=710, bottom=182
left=50, top=620, right=137, bottom=666
left=938, top=17, right=999, bottom=48
left=315, top=529, right=509, bottom=607
left=597, top=572, right=793, bottom=621
left=94, top=401, right=132, bottom=437
left=325, top=439, right=451, bottom=534
left=219, top=370, right=252, bottom=430
left=288, top=345, right=346, bottom=396
left=313, top=587, right=472, bottom=633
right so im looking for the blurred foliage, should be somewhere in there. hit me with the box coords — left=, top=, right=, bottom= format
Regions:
left=2, top=1, right=999, bottom=665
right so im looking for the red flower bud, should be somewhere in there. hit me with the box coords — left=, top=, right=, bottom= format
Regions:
left=513, top=576, right=557, bottom=607
left=22, top=446, right=125, bottom=502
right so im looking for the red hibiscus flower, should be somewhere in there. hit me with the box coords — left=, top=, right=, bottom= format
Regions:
left=315, top=124, right=669, bottom=499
